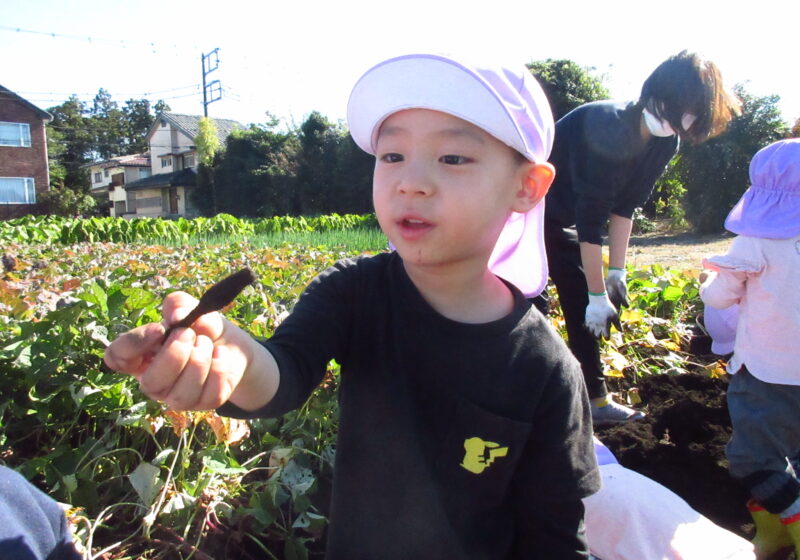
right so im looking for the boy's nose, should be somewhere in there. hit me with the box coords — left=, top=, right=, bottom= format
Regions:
left=397, top=164, right=433, bottom=196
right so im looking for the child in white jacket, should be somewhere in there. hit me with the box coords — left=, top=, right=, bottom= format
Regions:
left=585, top=438, right=754, bottom=560
left=700, top=139, right=800, bottom=559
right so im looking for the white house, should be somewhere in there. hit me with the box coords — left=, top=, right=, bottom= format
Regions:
left=86, top=153, right=151, bottom=217
left=121, top=112, right=242, bottom=218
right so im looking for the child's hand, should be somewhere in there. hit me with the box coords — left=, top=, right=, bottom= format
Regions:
left=699, top=270, right=717, bottom=284
left=104, top=291, right=251, bottom=411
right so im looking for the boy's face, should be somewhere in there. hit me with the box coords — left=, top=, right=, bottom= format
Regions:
left=373, top=109, right=531, bottom=271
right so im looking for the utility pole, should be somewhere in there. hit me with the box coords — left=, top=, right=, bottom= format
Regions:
left=201, top=48, right=222, bottom=117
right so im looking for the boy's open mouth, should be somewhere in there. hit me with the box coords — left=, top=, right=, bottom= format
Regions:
left=401, top=218, right=430, bottom=229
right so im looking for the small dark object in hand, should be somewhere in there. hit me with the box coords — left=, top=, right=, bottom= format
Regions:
left=163, top=267, right=256, bottom=341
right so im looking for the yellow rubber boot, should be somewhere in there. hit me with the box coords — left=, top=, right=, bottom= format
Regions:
left=748, top=500, right=793, bottom=559
left=781, top=512, right=800, bottom=559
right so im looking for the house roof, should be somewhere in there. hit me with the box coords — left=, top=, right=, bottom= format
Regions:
left=146, top=112, right=243, bottom=146
left=81, top=152, right=150, bottom=169
left=124, top=167, right=196, bottom=191
left=0, top=84, right=53, bottom=121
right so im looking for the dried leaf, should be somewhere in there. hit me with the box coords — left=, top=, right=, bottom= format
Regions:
left=204, top=413, right=250, bottom=445
left=602, top=349, right=630, bottom=372
left=706, top=361, right=728, bottom=379
left=268, top=447, right=294, bottom=477
left=620, top=307, right=644, bottom=324
left=164, top=410, right=191, bottom=436
left=61, top=278, right=81, bottom=292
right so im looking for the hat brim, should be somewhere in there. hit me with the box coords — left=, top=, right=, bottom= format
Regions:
left=347, top=54, right=535, bottom=162
left=725, top=189, right=800, bottom=239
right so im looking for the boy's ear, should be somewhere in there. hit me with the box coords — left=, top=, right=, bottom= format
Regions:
left=513, top=162, right=555, bottom=213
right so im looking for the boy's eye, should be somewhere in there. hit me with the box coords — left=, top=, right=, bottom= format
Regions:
left=440, top=155, right=470, bottom=165
left=380, top=153, right=404, bottom=163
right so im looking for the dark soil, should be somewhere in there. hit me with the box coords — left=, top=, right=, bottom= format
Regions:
left=596, top=372, right=753, bottom=537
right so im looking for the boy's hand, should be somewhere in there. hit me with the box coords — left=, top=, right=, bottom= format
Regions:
left=104, top=291, right=250, bottom=411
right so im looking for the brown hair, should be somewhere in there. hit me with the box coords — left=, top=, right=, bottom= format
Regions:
left=639, top=51, right=741, bottom=144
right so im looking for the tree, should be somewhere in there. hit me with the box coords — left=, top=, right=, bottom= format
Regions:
left=46, top=125, right=67, bottom=190
left=48, top=96, right=93, bottom=191
left=193, top=117, right=222, bottom=215
left=526, top=59, right=610, bottom=121
left=90, top=88, right=127, bottom=160
left=294, top=112, right=343, bottom=214
left=680, top=85, right=789, bottom=233
left=196, top=117, right=220, bottom=166
left=216, top=124, right=297, bottom=216
left=122, top=99, right=156, bottom=153
left=37, top=186, right=96, bottom=216
left=331, top=134, right=374, bottom=214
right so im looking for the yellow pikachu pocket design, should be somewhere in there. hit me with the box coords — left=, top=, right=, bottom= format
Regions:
left=460, top=437, right=509, bottom=474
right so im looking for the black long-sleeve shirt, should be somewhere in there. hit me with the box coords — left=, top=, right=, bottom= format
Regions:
left=220, top=252, right=600, bottom=559
left=545, top=100, right=679, bottom=245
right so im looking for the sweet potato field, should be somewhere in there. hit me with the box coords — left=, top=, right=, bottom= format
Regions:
left=0, top=216, right=725, bottom=559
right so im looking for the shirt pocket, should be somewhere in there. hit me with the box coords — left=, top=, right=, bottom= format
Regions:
left=436, top=397, right=532, bottom=514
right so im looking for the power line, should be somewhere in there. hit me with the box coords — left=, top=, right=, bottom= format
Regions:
left=0, top=24, right=202, bottom=52
left=10, top=84, right=201, bottom=98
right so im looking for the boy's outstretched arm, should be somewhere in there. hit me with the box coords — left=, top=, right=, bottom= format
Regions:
left=104, top=291, right=279, bottom=412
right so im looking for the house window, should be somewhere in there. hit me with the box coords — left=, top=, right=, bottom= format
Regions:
left=140, top=167, right=151, bottom=178
left=161, top=158, right=171, bottom=168
left=184, top=154, right=196, bottom=168
left=0, top=122, right=32, bottom=147
left=0, top=177, right=36, bottom=204
left=94, top=172, right=102, bottom=183
left=137, top=196, right=162, bottom=208
left=104, top=169, right=109, bottom=178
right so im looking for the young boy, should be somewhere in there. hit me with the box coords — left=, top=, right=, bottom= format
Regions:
left=104, top=53, right=600, bottom=558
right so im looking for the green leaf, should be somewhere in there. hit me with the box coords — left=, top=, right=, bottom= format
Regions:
left=128, top=461, right=162, bottom=507
left=202, top=456, right=247, bottom=476
left=281, top=461, right=315, bottom=499
left=62, top=473, right=78, bottom=493
left=284, top=536, right=309, bottom=560
left=152, top=448, right=176, bottom=466
left=662, top=286, right=683, bottom=301
left=122, top=287, right=158, bottom=311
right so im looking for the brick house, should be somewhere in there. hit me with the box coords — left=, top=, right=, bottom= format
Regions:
left=0, top=85, right=52, bottom=219
left=121, top=112, right=242, bottom=218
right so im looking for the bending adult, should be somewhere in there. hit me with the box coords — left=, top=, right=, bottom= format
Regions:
left=543, top=51, right=741, bottom=425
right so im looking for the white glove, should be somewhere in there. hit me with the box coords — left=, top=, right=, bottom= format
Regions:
left=605, top=268, right=628, bottom=309
left=584, top=292, right=622, bottom=338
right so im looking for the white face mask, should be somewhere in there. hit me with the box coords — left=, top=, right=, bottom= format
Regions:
left=643, top=109, right=698, bottom=137
left=642, top=108, right=675, bottom=137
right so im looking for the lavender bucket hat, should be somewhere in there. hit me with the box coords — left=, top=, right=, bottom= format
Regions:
left=347, top=53, right=555, bottom=297
left=725, top=139, right=800, bottom=239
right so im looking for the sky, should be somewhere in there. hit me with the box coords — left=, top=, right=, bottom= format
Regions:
left=2, top=0, right=798, bottom=131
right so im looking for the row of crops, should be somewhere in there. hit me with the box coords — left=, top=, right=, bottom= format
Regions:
left=0, top=223, right=720, bottom=559
left=0, top=212, right=379, bottom=245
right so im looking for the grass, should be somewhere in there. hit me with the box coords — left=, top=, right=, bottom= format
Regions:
left=153, top=227, right=390, bottom=253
